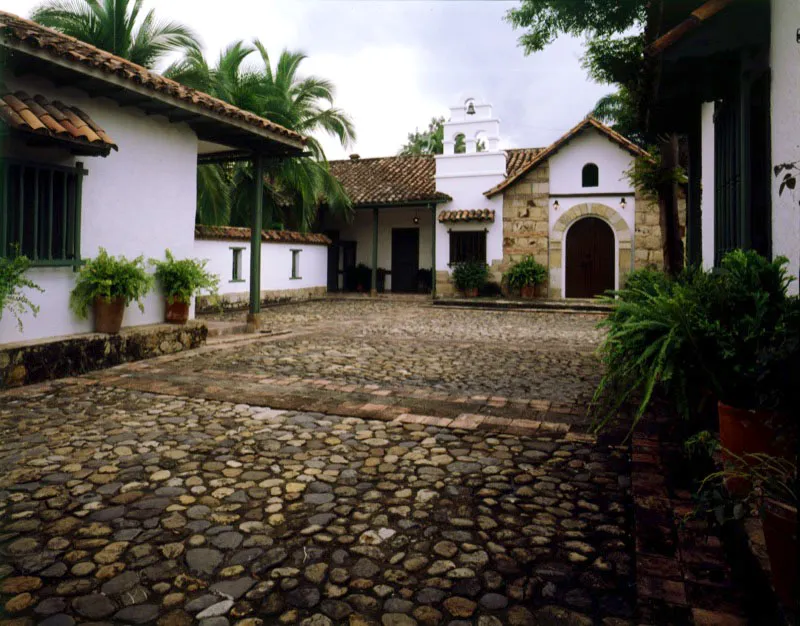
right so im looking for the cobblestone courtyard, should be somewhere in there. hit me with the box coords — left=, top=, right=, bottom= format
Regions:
left=0, top=301, right=636, bottom=626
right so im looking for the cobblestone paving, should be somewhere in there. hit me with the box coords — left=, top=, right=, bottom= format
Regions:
left=0, top=301, right=635, bottom=626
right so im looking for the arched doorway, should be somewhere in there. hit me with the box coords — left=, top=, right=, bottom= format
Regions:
left=565, top=217, right=615, bottom=298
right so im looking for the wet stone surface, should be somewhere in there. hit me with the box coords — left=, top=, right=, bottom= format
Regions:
left=0, top=384, right=633, bottom=625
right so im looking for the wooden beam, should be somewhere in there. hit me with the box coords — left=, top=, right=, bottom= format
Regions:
left=430, top=204, right=437, bottom=299
left=371, top=207, right=378, bottom=296
left=249, top=154, right=264, bottom=316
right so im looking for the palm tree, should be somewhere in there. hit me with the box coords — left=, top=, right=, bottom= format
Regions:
left=167, top=41, right=355, bottom=231
left=31, top=0, right=200, bottom=69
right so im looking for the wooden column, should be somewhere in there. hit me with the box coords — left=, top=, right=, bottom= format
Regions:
left=370, top=207, right=379, bottom=296
left=249, top=154, right=264, bottom=317
left=430, top=204, right=437, bottom=298
left=687, top=105, right=703, bottom=267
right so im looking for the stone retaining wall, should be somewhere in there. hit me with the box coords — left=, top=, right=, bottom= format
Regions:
left=196, top=286, right=327, bottom=313
left=0, top=322, right=207, bottom=389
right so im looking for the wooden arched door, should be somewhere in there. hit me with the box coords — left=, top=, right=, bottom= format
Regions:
left=565, top=216, right=615, bottom=298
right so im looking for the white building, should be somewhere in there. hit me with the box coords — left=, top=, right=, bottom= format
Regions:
left=323, top=104, right=662, bottom=299
left=645, top=0, right=799, bottom=293
left=0, top=11, right=306, bottom=344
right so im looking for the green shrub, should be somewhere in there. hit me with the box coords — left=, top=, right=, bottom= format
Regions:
left=503, top=256, right=547, bottom=289
left=0, top=253, right=43, bottom=331
left=69, top=248, right=154, bottom=319
left=151, top=250, right=219, bottom=304
left=592, top=251, right=800, bottom=434
left=451, top=261, right=489, bottom=291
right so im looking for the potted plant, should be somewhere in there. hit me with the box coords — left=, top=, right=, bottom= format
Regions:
left=376, top=268, right=390, bottom=293
left=503, top=256, right=547, bottom=299
left=451, top=261, right=488, bottom=297
left=0, top=252, right=43, bottom=331
left=349, top=263, right=372, bottom=293
left=70, top=248, right=153, bottom=334
left=701, top=251, right=799, bottom=460
left=693, top=442, right=797, bottom=610
left=151, top=250, right=219, bottom=324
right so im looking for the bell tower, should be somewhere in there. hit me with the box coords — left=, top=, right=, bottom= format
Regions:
left=442, top=97, right=501, bottom=155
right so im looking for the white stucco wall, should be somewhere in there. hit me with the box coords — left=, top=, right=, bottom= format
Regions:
left=435, top=152, right=505, bottom=271
left=0, top=75, right=198, bottom=345
left=324, top=207, right=433, bottom=291
left=771, top=0, right=800, bottom=294
left=548, top=130, right=636, bottom=196
left=192, top=239, right=328, bottom=300
left=700, top=102, right=717, bottom=270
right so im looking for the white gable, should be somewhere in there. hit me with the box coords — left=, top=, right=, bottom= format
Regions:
left=547, top=128, right=636, bottom=195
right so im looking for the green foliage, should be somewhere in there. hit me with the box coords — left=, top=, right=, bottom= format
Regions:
left=503, top=256, right=547, bottom=288
left=166, top=42, right=355, bottom=231
left=774, top=160, right=800, bottom=209
left=31, top=0, right=200, bottom=69
left=625, top=148, right=688, bottom=200
left=150, top=250, right=219, bottom=304
left=451, top=261, right=489, bottom=291
left=0, top=253, right=43, bottom=331
left=399, top=117, right=485, bottom=156
left=69, top=248, right=154, bottom=318
left=593, top=251, right=800, bottom=434
left=591, top=87, right=643, bottom=146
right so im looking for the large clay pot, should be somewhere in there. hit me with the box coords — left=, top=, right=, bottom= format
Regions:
left=165, top=299, right=190, bottom=324
left=534, top=282, right=547, bottom=298
left=718, top=402, right=793, bottom=459
left=93, top=296, right=125, bottom=334
left=762, top=498, right=797, bottom=610
left=463, top=287, right=478, bottom=298
left=520, top=284, right=535, bottom=299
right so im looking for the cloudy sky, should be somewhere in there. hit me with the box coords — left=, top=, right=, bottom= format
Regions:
left=3, top=0, right=614, bottom=159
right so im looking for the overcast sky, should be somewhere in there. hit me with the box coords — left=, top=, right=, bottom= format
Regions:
left=3, top=0, right=614, bottom=159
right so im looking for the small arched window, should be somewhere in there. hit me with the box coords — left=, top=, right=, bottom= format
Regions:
left=454, top=133, right=466, bottom=154
left=582, top=163, right=599, bottom=187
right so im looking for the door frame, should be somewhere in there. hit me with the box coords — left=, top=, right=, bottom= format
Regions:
left=391, top=227, right=420, bottom=293
left=562, top=215, right=618, bottom=298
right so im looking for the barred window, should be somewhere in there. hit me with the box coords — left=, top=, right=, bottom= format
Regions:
left=449, top=231, right=486, bottom=264
left=231, top=247, right=244, bottom=281
left=291, top=249, right=301, bottom=279
left=1, top=160, right=85, bottom=265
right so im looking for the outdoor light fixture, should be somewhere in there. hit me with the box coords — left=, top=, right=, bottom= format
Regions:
left=553, top=200, right=560, bottom=210
left=620, top=197, right=627, bottom=209
left=466, top=102, right=476, bottom=115
left=413, top=209, right=419, bottom=225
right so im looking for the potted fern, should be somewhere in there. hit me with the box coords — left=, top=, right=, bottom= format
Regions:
left=451, top=261, right=488, bottom=297
left=151, top=250, right=219, bottom=324
left=503, top=256, right=547, bottom=299
left=0, top=252, right=43, bottom=332
left=70, top=249, right=153, bottom=334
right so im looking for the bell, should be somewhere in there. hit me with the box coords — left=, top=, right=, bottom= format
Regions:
left=466, top=102, right=476, bottom=115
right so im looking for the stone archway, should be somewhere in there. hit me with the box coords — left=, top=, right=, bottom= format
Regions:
left=549, top=203, right=632, bottom=299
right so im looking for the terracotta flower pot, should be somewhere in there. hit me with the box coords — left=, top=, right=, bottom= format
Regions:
left=165, top=299, right=190, bottom=324
left=463, top=287, right=479, bottom=298
left=520, top=284, right=535, bottom=299
left=762, top=498, right=797, bottom=610
left=718, top=402, right=794, bottom=495
left=534, top=283, right=547, bottom=298
left=93, top=296, right=125, bottom=334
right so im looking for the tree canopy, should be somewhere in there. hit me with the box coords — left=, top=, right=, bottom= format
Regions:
left=166, top=41, right=355, bottom=230
left=399, top=117, right=485, bottom=156
left=31, top=0, right=200, bottom=69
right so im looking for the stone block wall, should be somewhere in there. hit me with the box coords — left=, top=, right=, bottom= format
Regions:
left=633, top=190, right=688, bottom=273
left=501, top=163, right=551, bottom=272
left=0, top=322, right=207, bottom=389
left=196, top=286, right=327, bottom=314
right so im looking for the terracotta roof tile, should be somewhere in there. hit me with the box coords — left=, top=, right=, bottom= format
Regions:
left=438, top=209, right=495, bottom=223
left=0, top=90, right=117, bottom=154
left=328, top=155, right=450, bottom=207
left=646, top=0, right=734, bottom=56
left=0, top=11, right=305, bottom=147
left=485, top=117, right=651, bottom=197
left=505, top=147, right=546, bottom=178
left=194, top=225, right=331, bottom=246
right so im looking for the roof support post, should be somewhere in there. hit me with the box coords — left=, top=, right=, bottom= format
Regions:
left=430, top=204, right=437, bottom=299
left=371, top=207, right=379, bottom=296
left=249, top=154, right=264, bottom=319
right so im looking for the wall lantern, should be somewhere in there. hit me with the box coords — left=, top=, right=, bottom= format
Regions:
left=413, top=209, right=420, bottom=225
left=466, top=102, right=476, bottom=115
left=619, top=197, right=627, bottom=209
left=553, top=200, right=560, bottom=211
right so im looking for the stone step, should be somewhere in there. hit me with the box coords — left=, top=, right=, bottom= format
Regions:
left=433, top=297, right=612, bottom=313
left=204, top=321, right=249, bottom=338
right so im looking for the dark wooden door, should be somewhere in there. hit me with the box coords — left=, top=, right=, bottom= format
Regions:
left=565, top=217, right=614, bottom=298
left=341, top=241, right=357, bottom=291
left=391, top=228, right=419, bottom=293
left=325, top=230, right=340, bottom=291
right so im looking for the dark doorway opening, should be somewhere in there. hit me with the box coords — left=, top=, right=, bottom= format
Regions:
left=565, top=217, right=615, bottom=298
left=325, top=230, right=340, bottom=291
left=391, top=228, right=420, bottom=293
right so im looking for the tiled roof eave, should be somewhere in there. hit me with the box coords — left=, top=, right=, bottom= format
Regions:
left=194, top=225, right=331, bottom=246
left=0, top=11, right=306, bottom=151
left=438, top=209, right=496, bottom=224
